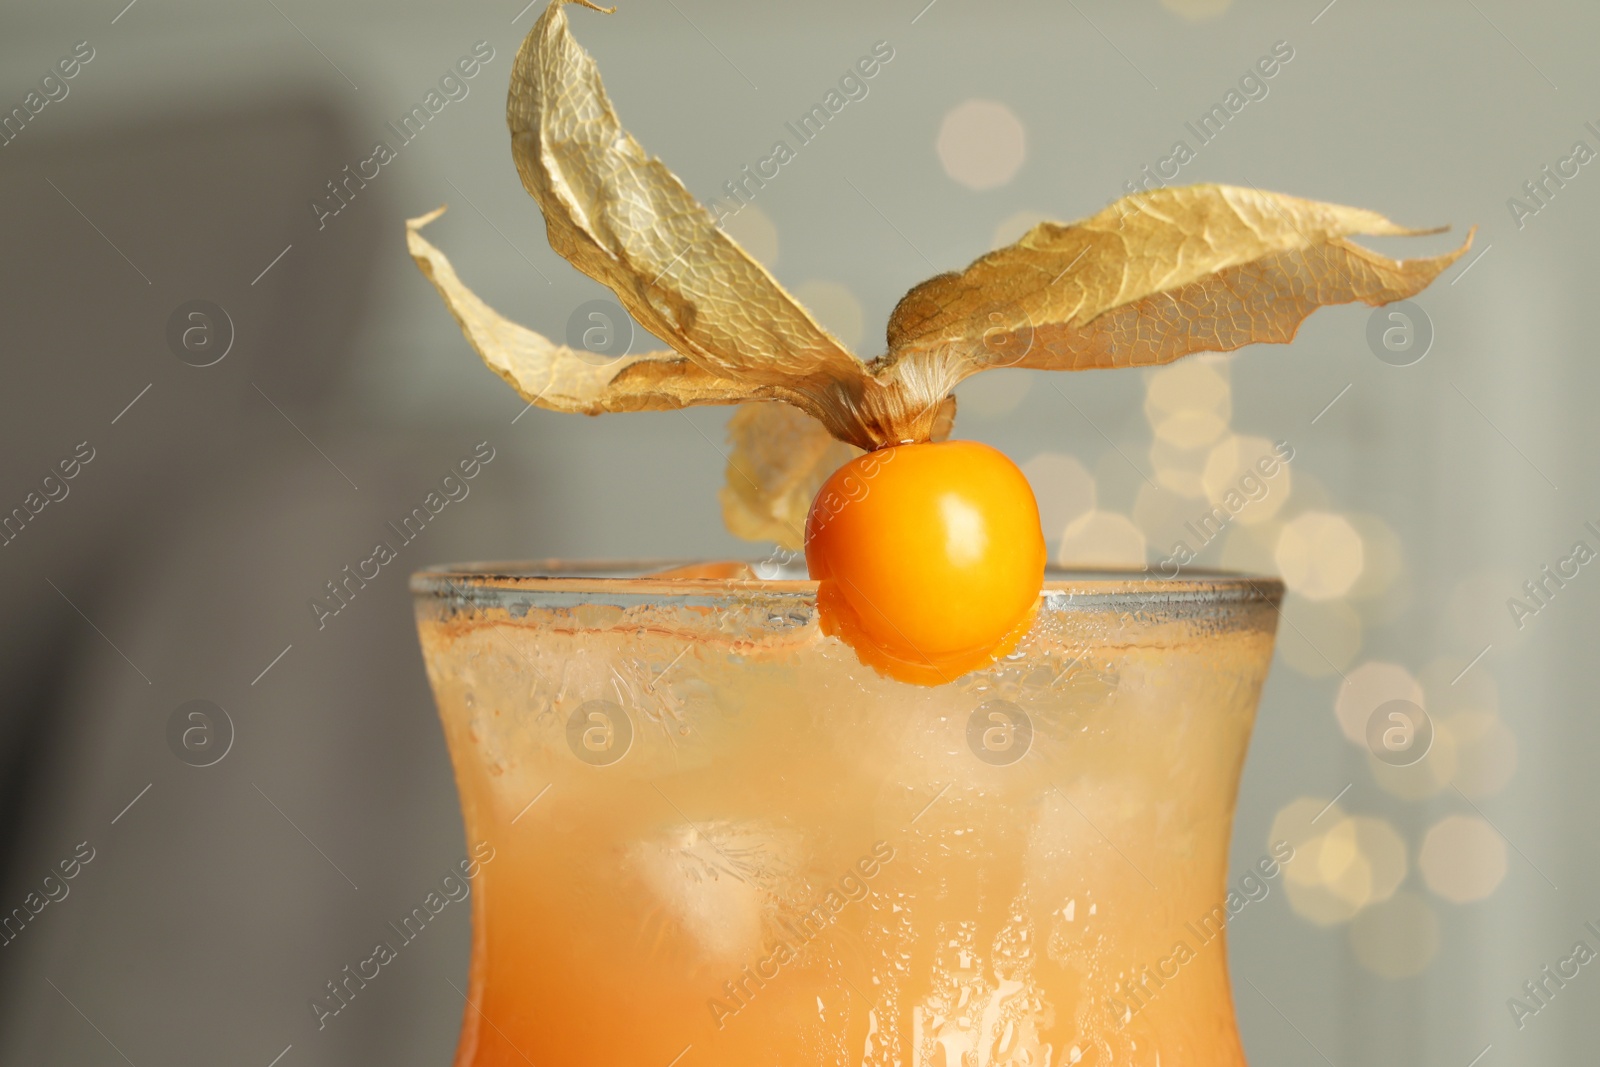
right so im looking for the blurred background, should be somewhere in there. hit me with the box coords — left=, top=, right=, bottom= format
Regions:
left=1, top=0, right=1595, bottom=1063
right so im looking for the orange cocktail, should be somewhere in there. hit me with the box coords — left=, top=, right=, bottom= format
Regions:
left=413, top=563, right=1281, bottom=1066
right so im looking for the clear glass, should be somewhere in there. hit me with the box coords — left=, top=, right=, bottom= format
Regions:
left=412, top=562, right=1284, bottom=1067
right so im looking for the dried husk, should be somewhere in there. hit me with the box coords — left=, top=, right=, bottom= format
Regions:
left=720, top=403, right=860, bottom=551
left=407, top=0, right=1472, bottom=546
left=886, top=185, right=1474, bottom=374
left=720, top=396, right=956, bottom=551
left=507, top=0, right=860, bottom=401
left=408, top=207, right=773, bottom=414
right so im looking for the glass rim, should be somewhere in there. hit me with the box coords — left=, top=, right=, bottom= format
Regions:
left=410, top=560, right=1285, bottom=608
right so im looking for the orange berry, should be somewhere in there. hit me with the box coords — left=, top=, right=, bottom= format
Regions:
left=804, top=440, right=1046, bottom=686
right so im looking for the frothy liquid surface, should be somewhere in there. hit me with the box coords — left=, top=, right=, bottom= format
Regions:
left=415, top=574, right=1279, bottom=1066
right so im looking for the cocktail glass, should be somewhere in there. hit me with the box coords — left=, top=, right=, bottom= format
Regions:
left=411, top=562, right=1283, bottom=1066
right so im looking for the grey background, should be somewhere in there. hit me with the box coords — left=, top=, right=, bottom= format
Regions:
left=0, top=0, right=1594, bottom=1063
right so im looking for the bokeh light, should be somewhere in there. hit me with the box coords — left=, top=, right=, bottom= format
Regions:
left=1273, top=796, right=1342, bottom=866
left=1276, top=595, right=1363, bottom=678
left=1321, top=816, right=1408, bottom=908
left=1022, top=452, right=1096, bottom=545
left=1368, top=719, right=1457, bottom=800
left=1132, top=482, right=1192, bottom=554
left=1154, top=408, right=1230, bottom=450
left=1349, top=892, right=1440, bottom=978
left=1058, top=510, right=1146, bottom=567
left=1273, top=802, right=1407, bottom=925
left=1419, top=815, right=1508, bottom=903
left=1219, top=519, right=1281, bottom=575
left=1345, top=513, right=1405, bottom=602
left=1276, top=511, right=1365, bottom=600
left=1445, top=711, right=1518, bottom=798
left=720, top=204, right=778, bottom=267
left=1145, top=360, right=1231, bottom=450
left=792, top=280, right=864, bottom=351
left=1150, top=439, right=1212, bottom=499
left=1274, top=797, right=1346, bottom=922
left=1202, top=434, right=1290, bottom=525
left=937, top=100, right=1027, bottom=190
left=1335, top=661, right=1425, bottom=746
left=1345, top=511, right=1413, bottom=627
left=955, top=369, right=1034, bottom=418
left=992, top=209, right=1048, bottom=249
left=1144, top=358, right=1230, bottom=410
left=1091, top=449, right=1145, bottom=516
left=1285, top=869, right=1364, bottom=925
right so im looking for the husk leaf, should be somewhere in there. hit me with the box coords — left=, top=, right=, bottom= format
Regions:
left=407, top=208, right=770, bottom=413
left=885, top=185, right=1473, bottom=374
left=508, top=0, right=862, bottom=395
left=408, top=5, right=1471, bottom=551
left=720, top=396, right=955, bottom=551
